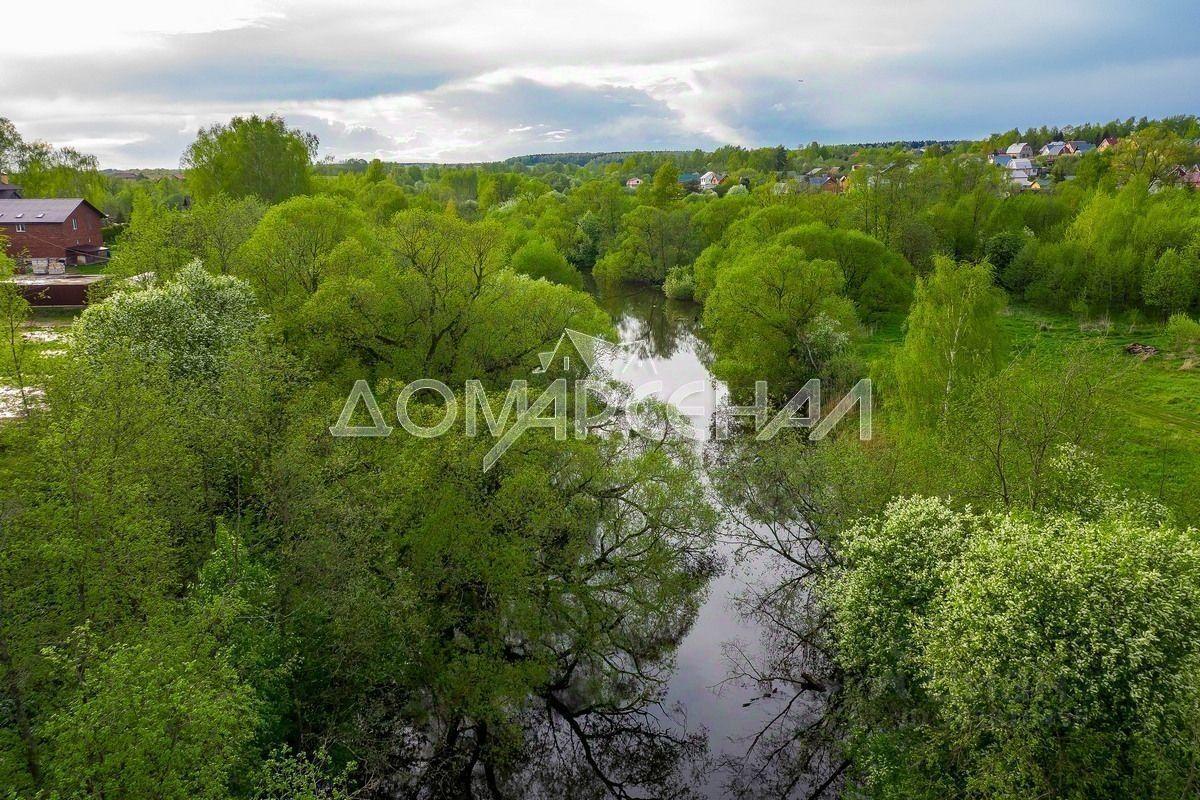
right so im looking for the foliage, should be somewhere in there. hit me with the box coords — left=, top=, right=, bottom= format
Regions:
left=509, top=237, right=582, bottom=287
left=704, top=243, right=858, bottom=397
left=1142, top=248, right=1199, bottom=315
left=74, top=262, right=263, bottom=381
left=41, top=612, right=258, bottom=800
left=286, top=210, right=609, bottom=383
left=894, top=257, right=1007, bottom=421
left=183, top=114, right=318, bottom=203
left=594, top=204, right=694, bottom=285
left=829, top=496, right=1200, bottom=800
left=662, top=266, right=695, bottom=300
left=238, top=195, right=376, bottom=309
left=1166, top=312, right=1200, bottom=350
left=775, top=222, right=914, bottom=315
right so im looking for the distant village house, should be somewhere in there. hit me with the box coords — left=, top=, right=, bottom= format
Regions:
left=698, top=171, right=726, bottom=191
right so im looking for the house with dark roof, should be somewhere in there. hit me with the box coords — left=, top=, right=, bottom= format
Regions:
left=1065, top=140, right=1095, bottom=155
left=0, top=176, right=21, bottom=199
left=0, top=198, right=108, bottom=264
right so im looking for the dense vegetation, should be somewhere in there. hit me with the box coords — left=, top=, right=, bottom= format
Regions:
left=1, top=112, right=1199, bottom=798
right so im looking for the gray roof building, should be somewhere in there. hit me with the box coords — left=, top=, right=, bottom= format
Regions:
left=0, top=198, right=105, bottom=224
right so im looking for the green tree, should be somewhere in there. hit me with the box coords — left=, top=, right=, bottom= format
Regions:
left=185, top=194, right=268, bottom=275
left=183, top=115, right=318, bottom=203
left=704, top=244, right=858, bottom=396
left=42, top=612, right=258, bottom=800
left=649, top=161, right=681, bottom=207
left=290, top=210, right=608, bottom=382
left=74, top=263, right=263, bottom=382
left=1110, top=126, right=1193, bottom=186
left=894, top=257, right=1007, bottom=421
left=238, top=195, right=375, bottom=309
left=273, top=402, right=716, bottom=796
left=775, top=222, right=914, bottom=316
left=829, top=496, right=1200, bottom=799
left=594, top=205, right=693, bottom=285
left=509, top=238, right=582, bottom=287
left=1142, top=248, right=1199, bottom=315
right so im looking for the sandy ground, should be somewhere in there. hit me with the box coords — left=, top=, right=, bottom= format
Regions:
left=0, top=386, right=46, bottom=419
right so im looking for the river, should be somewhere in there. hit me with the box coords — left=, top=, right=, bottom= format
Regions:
left=588, top=282, right=777, bottom=795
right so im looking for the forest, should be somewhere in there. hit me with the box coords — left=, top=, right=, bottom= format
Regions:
left=1, top=111, right=1199, bottom=799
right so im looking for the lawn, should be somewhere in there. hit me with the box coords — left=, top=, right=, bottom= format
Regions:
left=861, top=305, right=1200, bottom=526
left=1001, top=306, right=1200, bottom=525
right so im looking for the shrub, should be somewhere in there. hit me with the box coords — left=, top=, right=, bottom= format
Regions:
left=663, top=267, right=695, bottom=301
left=1166, top=313, right=1200, bottom=351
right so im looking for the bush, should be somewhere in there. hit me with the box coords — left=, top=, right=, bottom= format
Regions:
left=1143, top=248, right=1199, bottom=315
left=1166, top=313, right=1200, bottom=351
left=663, top=267, right=695, bottom=301
left=983, top=230, right=1028, bottom=278
left=510, top=238, right=582, bottom=288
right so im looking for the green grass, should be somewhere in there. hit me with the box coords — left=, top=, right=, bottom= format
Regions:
left=1000, top=306, right=1200, bottom=525
left=863, top=304, right=1200, bottom=526
left=28, top=307, right=82, bottom=327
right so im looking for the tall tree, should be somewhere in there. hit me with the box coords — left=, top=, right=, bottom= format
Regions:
left=183, top=115, right=318, bottom=203
left=894, top=257, right=1007, bottom=421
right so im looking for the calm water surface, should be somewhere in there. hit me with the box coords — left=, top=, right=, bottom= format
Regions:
left=588, top=283, right=776, bottom=793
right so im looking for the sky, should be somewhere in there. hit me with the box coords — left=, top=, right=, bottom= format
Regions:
left=4, top=0, right=1199, bottom=168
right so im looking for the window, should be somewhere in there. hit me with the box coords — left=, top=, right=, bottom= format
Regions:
left=71, top=218, right=78, bottom=231
left=15, top=223, right=25, bottom=233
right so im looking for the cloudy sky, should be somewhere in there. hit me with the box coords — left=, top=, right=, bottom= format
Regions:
left=5, top=0, right=1198, bottom=167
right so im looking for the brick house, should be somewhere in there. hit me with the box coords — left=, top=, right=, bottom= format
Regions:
left=0, top=175, right=22, bottom=199
left=0, top=198, right=108, bottom=264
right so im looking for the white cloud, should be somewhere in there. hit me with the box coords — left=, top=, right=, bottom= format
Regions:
left=4, top=0, right=1197, bottom=166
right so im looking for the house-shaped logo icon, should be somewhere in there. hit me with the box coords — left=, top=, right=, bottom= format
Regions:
left=532, top=329, right=656, bottom=379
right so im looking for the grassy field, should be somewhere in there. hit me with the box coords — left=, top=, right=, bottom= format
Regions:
left=1003, top=306, right=1200, bottom=525
left=862, top=305, right=1200, bottom=525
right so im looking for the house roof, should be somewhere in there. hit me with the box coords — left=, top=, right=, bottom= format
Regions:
left=0, top=198, right=105, bottom=224
left=1066, top=140, right=1095, bottom=152
left=1006, top=142, right=1030, bottom=155
left=1041, top=141, right=1067, bottom=155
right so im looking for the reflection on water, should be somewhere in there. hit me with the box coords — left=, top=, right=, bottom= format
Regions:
left=588, top=282, right=775, bottom=796
left=588, top=284, right=726, bottom=442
